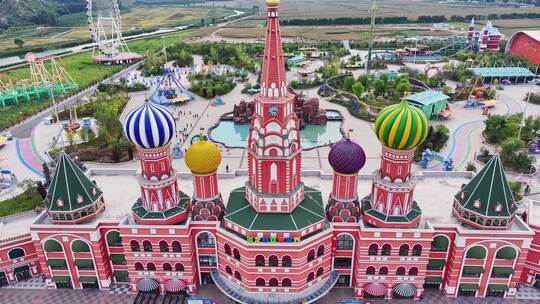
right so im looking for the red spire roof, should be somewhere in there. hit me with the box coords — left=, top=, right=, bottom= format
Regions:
left=260, top=1, right=287, bottom=99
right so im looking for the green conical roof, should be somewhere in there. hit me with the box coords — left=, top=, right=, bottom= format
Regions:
left=455, top=155, right=517, bottom=218
left=45, top=153, right=102, bottom=212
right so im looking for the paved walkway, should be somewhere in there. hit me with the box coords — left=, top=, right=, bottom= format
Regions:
left=4, top=276, right=46, bottom=290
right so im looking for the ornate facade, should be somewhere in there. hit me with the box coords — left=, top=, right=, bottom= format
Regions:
left=1, top=1, right=539, bottom=302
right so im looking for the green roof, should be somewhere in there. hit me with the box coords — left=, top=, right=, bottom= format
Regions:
left=463, top=265, right=484, bottom=274
left=488, top=284, right=509, bottom=292
left=224, top=186, right=326, bottom=231
left=113, top=270, right=129, bottom=278
left=459, top=283, right=479, bottom=291
left=492, top=266, right=514, bottom=275
left=407, top=91, right=449, bottom=106
left=362, top=196, right=422, bottom=223
left=131, top=192, right=190, bottom=220
left=428, top=259, right=446, bottom=267
left=74, top=259, right=93, bottom=267
left=46, top=153, right=102, bottom=212
left=78, top=276, right=97, bottom=283
left=52, top=276, right=71, bottom=283
left=109, top=254, right=126, bottom=262
left=424, top=276, right=443, bottom=283
left=46, top=259, right=66, bottom=267
left=455, top=155, right=517, bottom=218
left=468, top=67, right=535, bottom=78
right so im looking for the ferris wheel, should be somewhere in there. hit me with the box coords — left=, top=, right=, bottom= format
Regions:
left=86, top=0, right=141, bottom=64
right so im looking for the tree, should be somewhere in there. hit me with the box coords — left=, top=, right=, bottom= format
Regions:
left=14, top=38, right=25, bottom=48
left=396, top=81, right=411, bottom=98
left=466, top=162, right=477, bottom=172
left=373, top=79, right=386, bottom=96
left=201, top=18, right=205, bottom=27
left=42, top=162, right=51, bottom=186
left=500, top=137, right=523, bottom=164
left=352, top=82, right=365, bottom=99
left=37, top=181, right=48, bottom=199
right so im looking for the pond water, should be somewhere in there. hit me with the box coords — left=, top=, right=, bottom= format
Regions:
left=210, top=114, right=343, bottom=150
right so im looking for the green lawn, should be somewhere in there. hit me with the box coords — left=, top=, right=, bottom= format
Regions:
left=0, top=30, right=193, bottom=131
left=0, top=189, right=43, bottom=217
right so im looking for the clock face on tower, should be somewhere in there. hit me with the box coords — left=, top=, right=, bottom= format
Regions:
left=268, top=105, right=280, bottom=117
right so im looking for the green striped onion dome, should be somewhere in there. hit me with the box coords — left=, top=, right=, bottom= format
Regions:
left=374, top=99, right=428, bottom=150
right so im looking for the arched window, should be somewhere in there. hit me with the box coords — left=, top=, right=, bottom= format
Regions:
left=255, top=255, right=265, bottom=267
left=282, top=278, right=292, bottom=287
left=159, top=241, right=169, bottom=252
left=225, top=265, right=232, bottom=275
left=396, top=266, right=406, bottom=275
left=134, top=262, right=144, bottom=271
left=368, top=243, right=378, bottom=255
left=431, top=235, right=449, bottom=252
left=317, top=244, right=325, bottom=257
left=234, top=271, right=242, bottom=281
left=44, top=239, right=63, bottom=252
left=163, top=263, right=172, bottom=271
left=282, top=255, right=292, bottom=267
left=409, top=266, right=418, bottom=276
left=175, top=263, right=184, bottom=272
left=106, top=231, right=122, bottom=247
left=379, top=266, right=388, bottom=275
left=72, top=240, right=91, bottom=252
left=337, top=234, right=354, bottom=250
left=412, top=244, right=422, bottom=256
left=142, top=240, right=152, bottom=252
left=307, top=272, right=315, bottom=282
left=496, top=247, right=517, bottom=260
left=269, top=278, right=278, bottom=287
left=466, top=246, right=486, bottom=259
left=366, top=266, right=376, bottom=275
left=316, top=267, right=324, bottom=277
left=197, top=232, right=216, bottom=248
left=147, top=262, right=156, bottom=271
left=256, top=277, right=265, bottom=287
left=233, top=248, right=241, bottom=261
left=381, top=244, right=391, bottom=256
left=399, top=244, right=409, bottom=256
left=130, top=240, right=140, bottom=252
left=172, top=241, right=182, bottom=252
left=8, top=248, right=25, bottom=260
left=307, top=249, right=316, bottom=262
left=268, top=255, right=278, bottom=267
left=224, top=243, right=231, bottom=255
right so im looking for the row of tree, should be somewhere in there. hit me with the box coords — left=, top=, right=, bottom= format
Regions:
left=280, top=12, right=540, bottom=26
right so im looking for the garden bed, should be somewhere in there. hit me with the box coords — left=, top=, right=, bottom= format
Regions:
left=0, top=188, right=43, bottom=217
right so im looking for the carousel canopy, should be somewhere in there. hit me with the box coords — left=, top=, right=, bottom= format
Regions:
left=393, top=283, right=416, bottom=297
left=164, top=278, right=187, bottom=293
left=137, top=278, right=160, bottom=292
left=364, top=282, right=386, bottom=297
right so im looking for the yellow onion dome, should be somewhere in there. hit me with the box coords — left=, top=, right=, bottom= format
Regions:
left=374, top=99, right=428, bottom=150
left=266, top=0, right=280, bottom=7
left=185, top=135, right=222, bottom=175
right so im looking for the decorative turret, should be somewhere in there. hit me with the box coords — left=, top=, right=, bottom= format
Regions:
left=468, top=18, right=475, bottom=38
left=123, top=98, right=189, bottom=225
left=45, top=153, right=105, bottom=224
left=185, top=134, right=225, bottom=221
left=326, top=136, right=366, bottom=223
left=453, top=155, right=517, bottom=229
left=245, top=0, right=304, bottom=213
left=362, top=99, right=428, bottom=228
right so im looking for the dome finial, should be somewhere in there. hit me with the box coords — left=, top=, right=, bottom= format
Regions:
left=267, top=0, right=280, bottom=7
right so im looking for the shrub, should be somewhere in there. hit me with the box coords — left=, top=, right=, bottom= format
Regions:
left=466, top=162, right=477, bottom=172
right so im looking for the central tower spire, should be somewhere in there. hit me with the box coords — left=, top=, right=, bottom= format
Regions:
left=245, top=0, right=304, bottom=213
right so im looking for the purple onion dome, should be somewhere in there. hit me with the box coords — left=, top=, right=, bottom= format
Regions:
left=328, top=138, right=366, bottom=174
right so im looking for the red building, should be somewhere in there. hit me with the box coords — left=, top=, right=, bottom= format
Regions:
left=1, top=0, right=539, bottom=302
left=506, top=31, right=540, bottom=66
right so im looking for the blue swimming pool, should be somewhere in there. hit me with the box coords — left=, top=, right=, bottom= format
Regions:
left=210, top=119, right=343, bottom=149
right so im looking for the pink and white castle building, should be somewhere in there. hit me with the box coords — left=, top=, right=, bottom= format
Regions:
left=467, top=18, right=503, bottom=51
left=1, top=1, right=540, bottom=302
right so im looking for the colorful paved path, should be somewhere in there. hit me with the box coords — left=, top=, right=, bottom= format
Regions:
left=16, top=138, right=44, bottom=177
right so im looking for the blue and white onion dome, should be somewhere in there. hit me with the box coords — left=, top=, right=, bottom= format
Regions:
left=123, top=100, right=176, bottom=149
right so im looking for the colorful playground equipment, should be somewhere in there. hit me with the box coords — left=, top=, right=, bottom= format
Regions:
left=0, top=135, right=6, bottom=148
left=529, top=138, right=540, bottom=154
left=149, top=68, right=193, bottom=106
left=247, top=87, right=260, bottom=95
left=421, top=149, right=454, bottom=171
left=0, top=53, right=78, bottom=107
left=0, top=165, right=16, bottom=194
left=464, top=76, right=498, bottom=108
left=172, top=142, right=184, bottom=159
left=63, top=106, right=81, bottom=133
